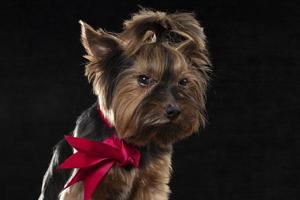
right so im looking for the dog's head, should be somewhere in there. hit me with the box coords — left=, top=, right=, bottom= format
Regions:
left=81, top=9, right=211, bottom=146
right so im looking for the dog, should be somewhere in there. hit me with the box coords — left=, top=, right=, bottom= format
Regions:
left=38, top=9, right=211, bottom=200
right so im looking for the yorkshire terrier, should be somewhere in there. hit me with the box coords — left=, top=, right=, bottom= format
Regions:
left=39, top=9, right=211, bottom=200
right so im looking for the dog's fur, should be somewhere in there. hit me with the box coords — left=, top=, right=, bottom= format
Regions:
left=39, top=9, right=211, bottom=200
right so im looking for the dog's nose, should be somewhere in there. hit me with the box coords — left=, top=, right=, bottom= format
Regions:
left=165, top=104, right=181, bottom=120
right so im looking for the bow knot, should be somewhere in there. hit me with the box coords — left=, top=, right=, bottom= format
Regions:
left=58, top=135, right=141, bottom=200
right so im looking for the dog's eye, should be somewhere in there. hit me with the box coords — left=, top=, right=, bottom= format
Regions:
left=138, top=75, right=151, bottom=87
left=178, top=78, right=188, bottom=86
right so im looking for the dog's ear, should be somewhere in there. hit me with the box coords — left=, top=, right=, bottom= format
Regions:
left=175, top=38, right=197, bottom=55
left=142, top=30, right=157, bottom=44
left=79, top=20, right=121, bottom=60
left=175, top=35, right=211, bottom=77
left=166, top=13, right=211, bottom=68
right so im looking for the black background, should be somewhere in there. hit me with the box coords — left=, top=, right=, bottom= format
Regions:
left=2, top=0, right=299, bottom=199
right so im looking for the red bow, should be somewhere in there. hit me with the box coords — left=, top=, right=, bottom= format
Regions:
left=58, top=135, right=141, bottom=200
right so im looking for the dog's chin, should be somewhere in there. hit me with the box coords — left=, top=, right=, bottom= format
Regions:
left=153, top=121, right=197, bottom=146
left=124, top=119, right=198, bottom=147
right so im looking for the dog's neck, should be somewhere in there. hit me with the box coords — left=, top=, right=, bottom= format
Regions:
left=96, top=102, right=114, bottom=129
left=97, top=96, right=115, bottom=126
left=74, top=102, right=172, bottom=168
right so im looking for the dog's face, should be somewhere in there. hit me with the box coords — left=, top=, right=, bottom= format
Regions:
left=81, top=10, right=211, bottom=146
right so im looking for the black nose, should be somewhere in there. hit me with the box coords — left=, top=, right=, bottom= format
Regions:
left=165, top=104, right=181, bottom=120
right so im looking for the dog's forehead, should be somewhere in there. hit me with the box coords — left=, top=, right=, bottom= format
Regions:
left=133, top=44, right=188, bottom=79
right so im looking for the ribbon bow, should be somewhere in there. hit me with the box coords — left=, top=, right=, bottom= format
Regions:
left=58, top=135, right=141, bottom=200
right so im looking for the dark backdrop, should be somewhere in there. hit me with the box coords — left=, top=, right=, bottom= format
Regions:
left=2, top=0, right=299, bottom=199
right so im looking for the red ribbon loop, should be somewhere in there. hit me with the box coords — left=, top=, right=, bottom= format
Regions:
left=58, top=135, right=141, bottom=200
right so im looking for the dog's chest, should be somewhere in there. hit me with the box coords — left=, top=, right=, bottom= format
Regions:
left=92, top=148, right=172, bottom=200
left=92, top=166, right=137, bottom=200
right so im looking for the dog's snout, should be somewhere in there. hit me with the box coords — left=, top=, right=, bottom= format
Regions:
left=165, top=104, right=181, bottom=120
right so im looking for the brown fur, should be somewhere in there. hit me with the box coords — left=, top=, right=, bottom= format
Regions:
left=61, top=150, right=171, bottom=200
left=60, top=8, right=211, bottom=200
